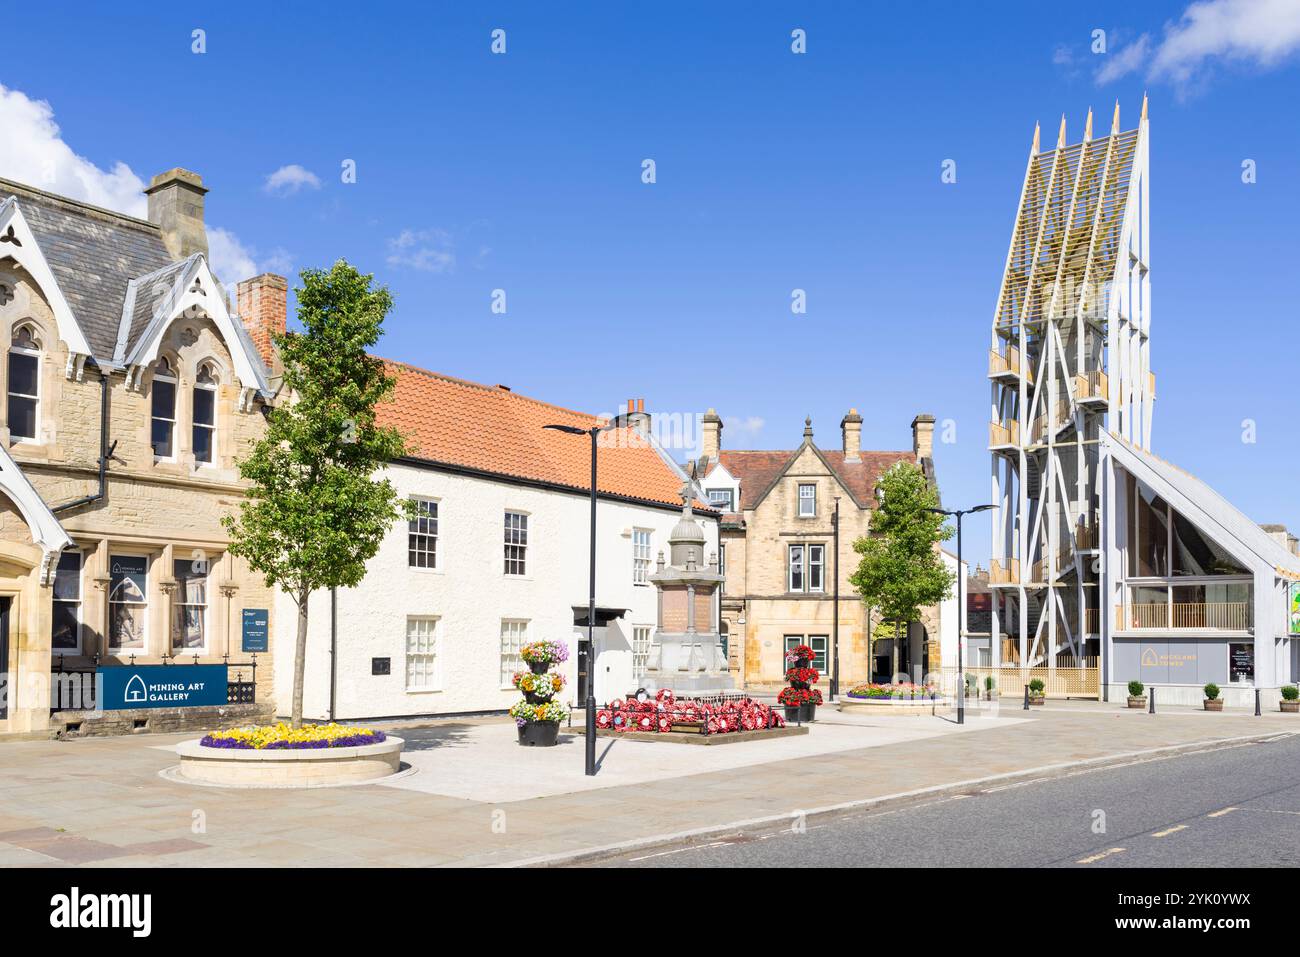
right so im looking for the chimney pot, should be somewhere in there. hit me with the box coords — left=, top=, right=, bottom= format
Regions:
left=144, top=168, right=209, bottom=262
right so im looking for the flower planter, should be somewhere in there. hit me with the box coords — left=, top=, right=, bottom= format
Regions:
left=175, top=736, right=404, bottom=788
left=517, top=720, right=560, bottom=747
left=1203, top=699, right=1223, bottom=712
left=523, top=690, right=556, bottom=705
left=783, top=704, right=816, bottom=723
left=1281, top=701, right=1299, bottom=713
left=1029, top=695, right=1045, bottom=706
left=1127, top=696, right=1147, bottom=709
left=527, top=660, right=550, bottom=675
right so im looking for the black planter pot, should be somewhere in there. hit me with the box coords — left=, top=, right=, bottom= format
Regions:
left=801, top=702, right=817, bottom=722
left=523, top=690, right=554, bottom=705
left=527, top=660, right=549, bottom=675
left=783, top=706, right=801, bottom=722
left=517, top=719, right=560, bottom=747
left=791, top=680, right=810, bottom=691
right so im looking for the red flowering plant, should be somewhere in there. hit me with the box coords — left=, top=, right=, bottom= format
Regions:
left=784, top=644, right=816, bottom=667
left=785, top=666, right=820, bottom=686
left=777, top=687, right=823, bottom=706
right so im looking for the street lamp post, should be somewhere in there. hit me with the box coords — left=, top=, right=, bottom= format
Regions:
left=831, top=497, right=841, bottom=701
left=544, top=421, right=617, bottom=776
left=926, top=503, right=993, bottom=725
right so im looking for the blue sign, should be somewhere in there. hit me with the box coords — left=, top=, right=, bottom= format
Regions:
left=241, top=608, right=269, bottom=653
left=98, top=664, right=228, bottom=710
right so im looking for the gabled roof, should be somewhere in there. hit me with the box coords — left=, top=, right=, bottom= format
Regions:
left=0, top=178, right=172, bottom=360
left=1104, top=432, right=1300, bottom=579
left=717, top=447, right=915, bottom=511
left=377, top=360, right=715, bottom=512
left=0, top=177, right=270, bottom=395
left=0, top=441, right=72, bottom=579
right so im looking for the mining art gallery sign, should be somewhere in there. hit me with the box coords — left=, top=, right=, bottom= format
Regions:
left=98, top=664, right=229, bottom=710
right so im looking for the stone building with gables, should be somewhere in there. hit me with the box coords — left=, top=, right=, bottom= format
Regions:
left=696, top=409, right=953, bottom=689
left=0, top=170, right=282, bottom=736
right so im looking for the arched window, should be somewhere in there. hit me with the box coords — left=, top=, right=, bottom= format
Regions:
left=7, top=325, right=41, bottom=441
left=151, top=357, right=177, bottom=459
left=193, top=363, right=217, bottom=464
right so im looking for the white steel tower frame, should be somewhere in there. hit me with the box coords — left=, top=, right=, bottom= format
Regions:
left=987, top=98, right=1153, bottom=673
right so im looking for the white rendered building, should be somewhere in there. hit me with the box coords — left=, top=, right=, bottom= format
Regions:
left=274, top=374, right=719, bottom=721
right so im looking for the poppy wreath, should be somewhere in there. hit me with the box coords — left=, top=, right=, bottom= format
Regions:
left=741, top=711, right=757, bottom=731
left=656, top=688, right=676, bottom=707
left=596, top=709, right=613, bottom=730
left=611, top=711, right=629, bottom=732
left=635, top=713, right=654, bottom=731
left=656, top=714, right=673, bottom=733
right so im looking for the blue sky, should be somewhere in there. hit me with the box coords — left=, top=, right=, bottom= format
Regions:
left=3, top=0, right=1298, bottom=562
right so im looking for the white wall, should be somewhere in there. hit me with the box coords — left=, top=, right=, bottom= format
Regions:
left=273, top=463, right=718, bottom=720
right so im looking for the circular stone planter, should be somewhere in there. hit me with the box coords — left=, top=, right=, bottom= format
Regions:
left=175, top=736, right=404, bottom=788
left=837, top=696, right=948, bottom=716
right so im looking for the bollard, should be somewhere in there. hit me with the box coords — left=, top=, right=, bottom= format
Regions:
left=1023, top=684, right=1030, bottom=710
left=958, top=681, right=965, bottom=725
left=1256, top=688, right=1261, bottom=717
left=1149, top=686, right=1156, bottom=714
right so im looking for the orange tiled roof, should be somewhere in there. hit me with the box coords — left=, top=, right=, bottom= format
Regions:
left=377, top=360, right=710, bottom=511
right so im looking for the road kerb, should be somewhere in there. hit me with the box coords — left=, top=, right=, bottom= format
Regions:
left=497, top=728, right=1298, bottom=868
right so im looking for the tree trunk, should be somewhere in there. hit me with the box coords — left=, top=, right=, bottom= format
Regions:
left=292, top=593, right=309, bottom=729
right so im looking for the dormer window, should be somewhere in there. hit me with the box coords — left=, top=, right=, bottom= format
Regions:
left=7, top=325, right=40, bottom=442
left=151, top=358, right=177, bottom=459
left=193, top=363, right=217, bottom=464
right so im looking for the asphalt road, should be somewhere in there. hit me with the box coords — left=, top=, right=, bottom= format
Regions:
left=587, top=732, right=1300, bottom=867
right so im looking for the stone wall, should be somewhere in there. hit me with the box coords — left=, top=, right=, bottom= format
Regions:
left=0, top=265, right=280, bottom=735
left=50, top=701, right=275, bottom=739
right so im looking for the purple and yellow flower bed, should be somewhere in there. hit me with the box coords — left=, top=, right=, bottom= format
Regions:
left=200, top=722, right=387, bottom=750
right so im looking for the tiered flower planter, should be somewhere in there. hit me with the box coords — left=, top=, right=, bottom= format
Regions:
left=509, top=641, right=569, bottom=747
left=777, top=645, right=822, bottom=723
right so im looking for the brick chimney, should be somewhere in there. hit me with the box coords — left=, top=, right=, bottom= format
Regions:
left=912, top=413, right=936, bottom=462
left=701, top=408, right=723, bottom=461
left=237, top=274, right=288, bottom=372
left=144, top=168, right=209, bottom=261
left=840, top=408, right=863, bottom=462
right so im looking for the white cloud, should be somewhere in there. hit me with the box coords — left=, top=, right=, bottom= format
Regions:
left=1095, top=33, right=1152, bottom=83
left=206, top=227, right=260, bottom=286
left=1097, top=0, right=1300, bottom=88
left=386, top=228, right=456, bottom=274
left=724, top=416, right=765, bottom=442
left=263, top=164, right=322, bottom=196
left=0, top=81, right=283, bottom=288
left=0, top=82, right=147, bottom=215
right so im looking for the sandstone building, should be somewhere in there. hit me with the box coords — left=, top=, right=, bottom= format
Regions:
left=696, top=409, right=950, bottom=690
left=0, top=171, right=280, bottom=735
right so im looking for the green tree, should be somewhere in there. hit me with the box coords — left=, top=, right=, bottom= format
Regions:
left=223, top=261, right=412, bottom=727
left=849, top=461, right=955, bottom=679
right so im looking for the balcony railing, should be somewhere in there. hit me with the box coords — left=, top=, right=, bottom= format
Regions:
left=989, top=559, right=1020, bottom=584
left=1075, top=370, right=1108, bottom=404
left=1075, top=522, right=1098, bottom=550
left=989, top=421, right=1020, bottom=448
left=1121, top=602, right=1251, bottom=631
left=1085, top=608, right=1099, bottom=634
left=988, top=346, right=1035, bottom=384
left=1030, top=399, right=1073, bottom=443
